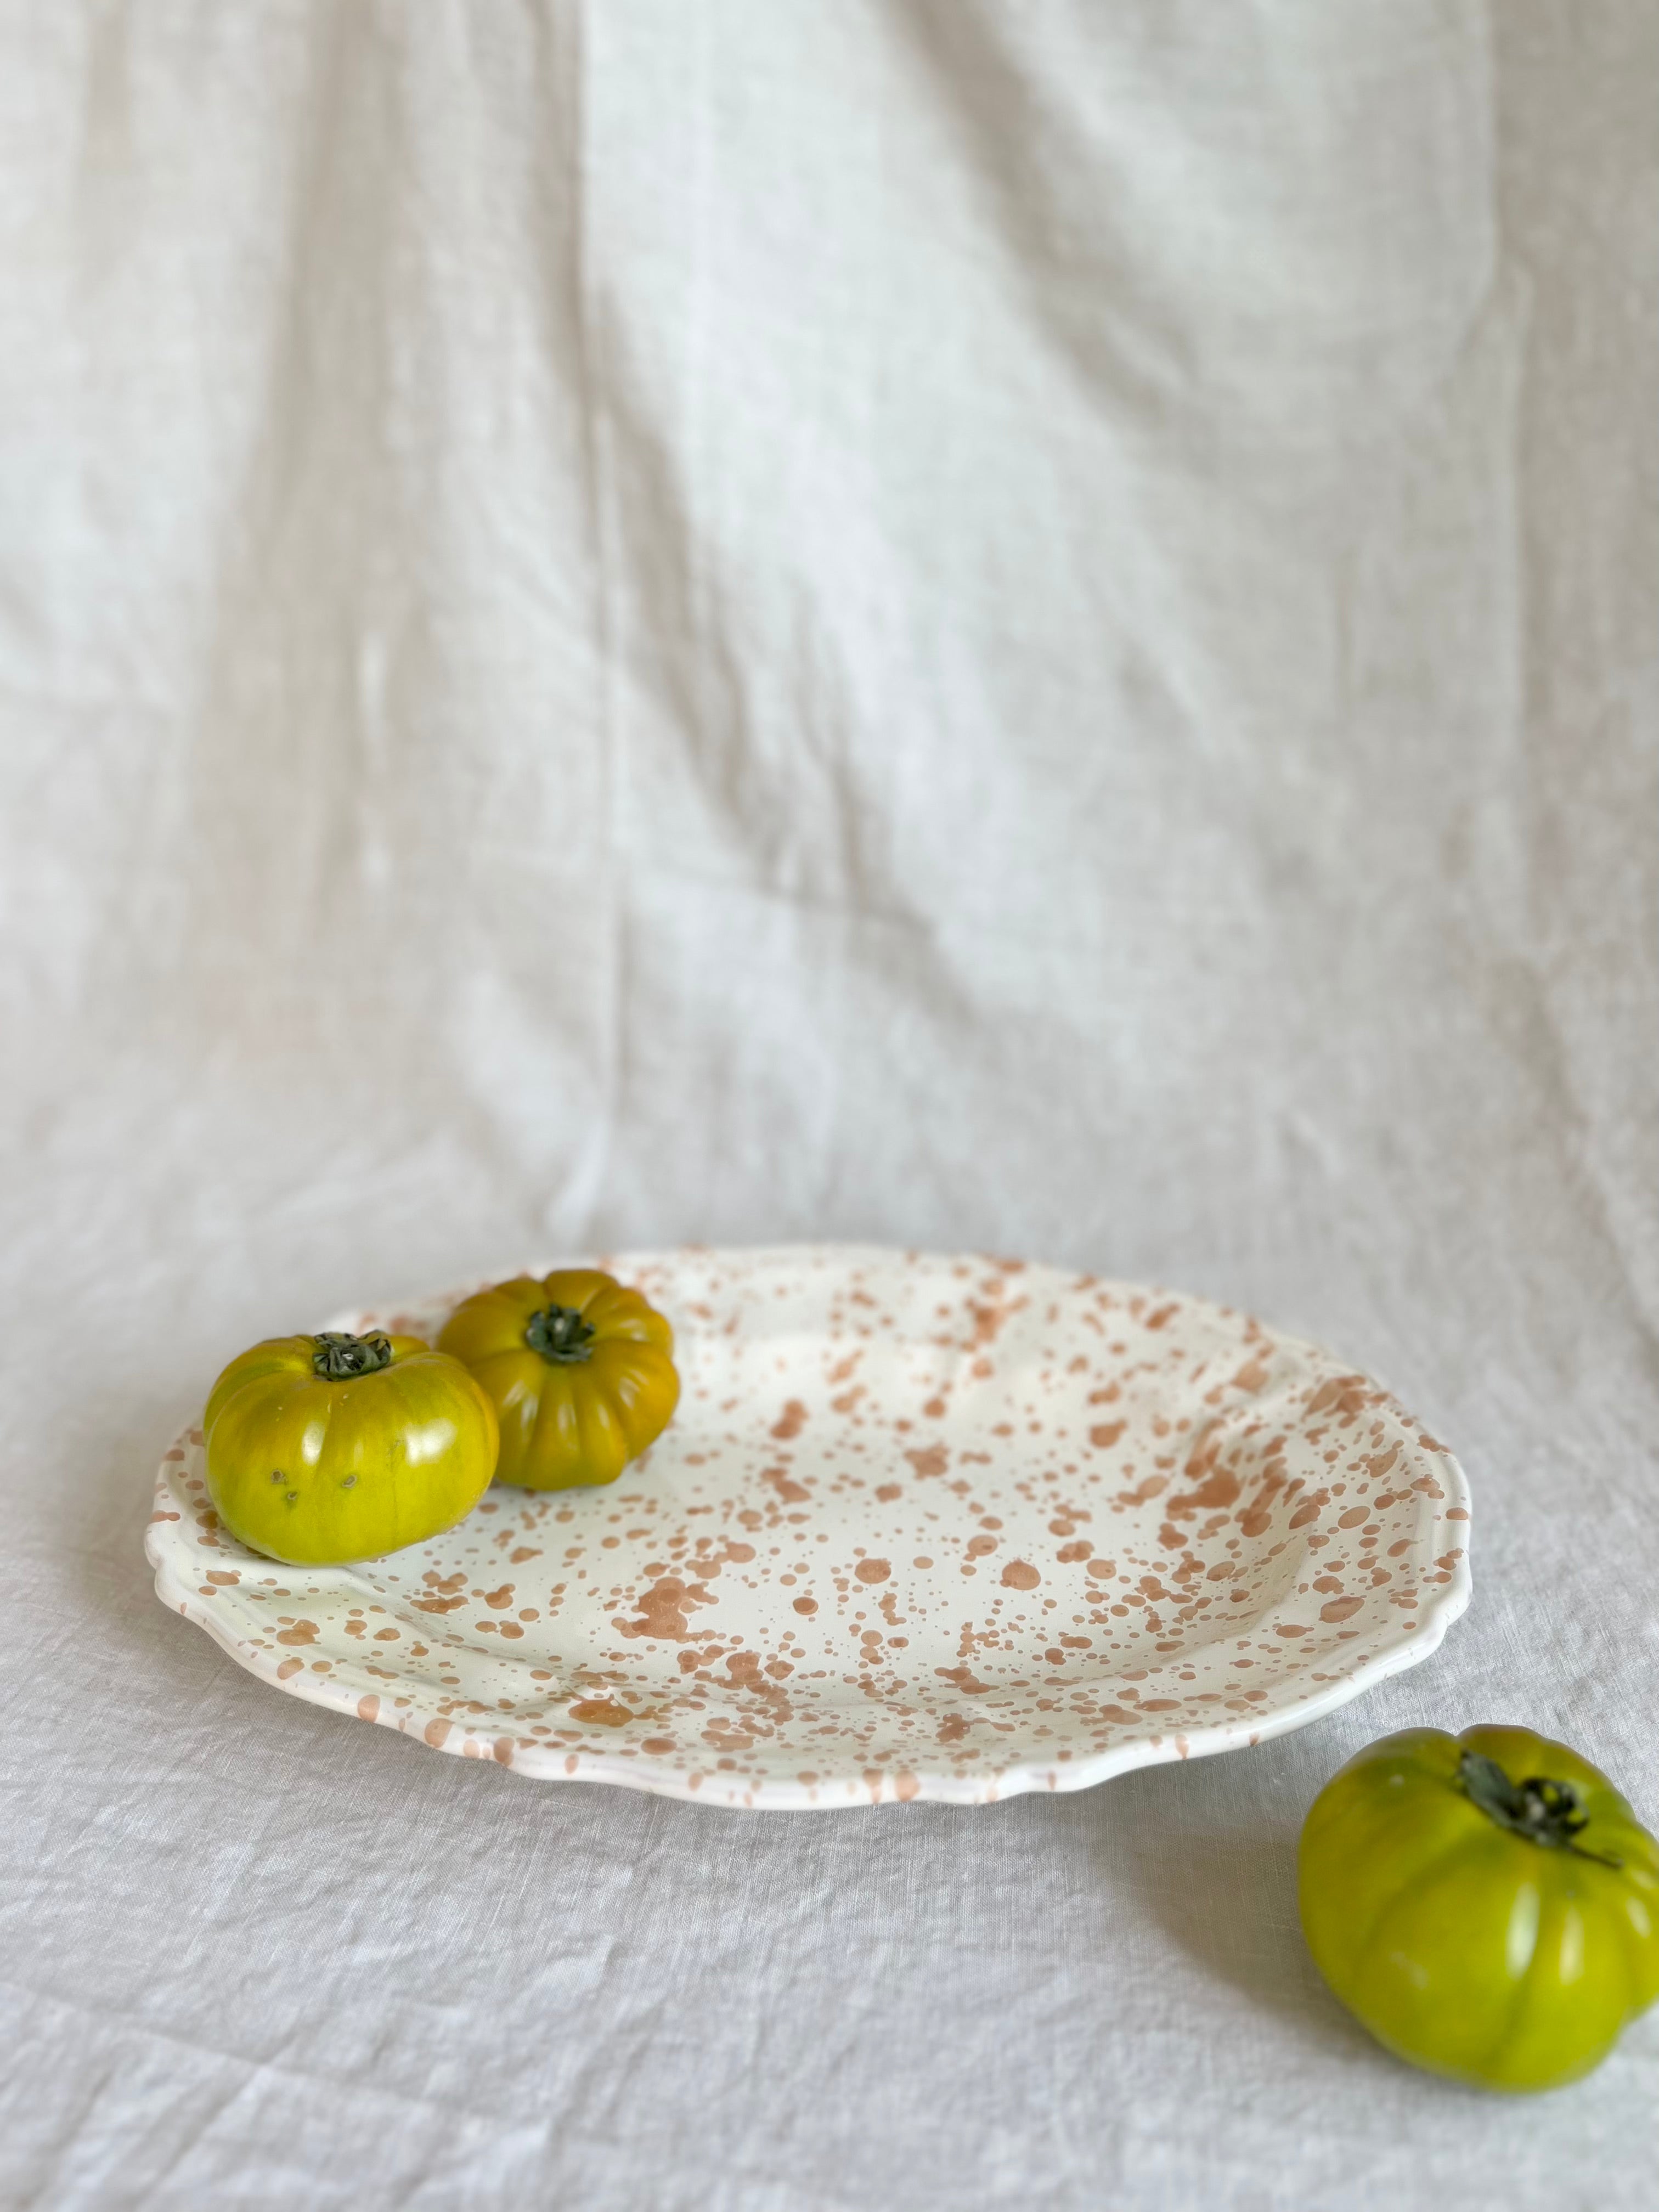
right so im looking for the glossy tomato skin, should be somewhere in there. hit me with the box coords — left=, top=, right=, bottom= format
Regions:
left=437, top=1269, right=679, bottom=1490
left=204, top=1335, right=499, bottom=1565
left=1300, top=1725, right=1659, bottom=2091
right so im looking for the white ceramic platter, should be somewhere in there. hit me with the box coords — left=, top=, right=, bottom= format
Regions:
left=147, top=1247, right=1472, bottom=1808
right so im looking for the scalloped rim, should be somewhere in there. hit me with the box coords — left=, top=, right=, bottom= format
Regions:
left=149, top=1521, right=1471, bottom=1807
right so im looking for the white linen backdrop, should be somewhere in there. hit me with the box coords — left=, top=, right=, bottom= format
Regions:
left=2, top=4, right=1656, bottom=2205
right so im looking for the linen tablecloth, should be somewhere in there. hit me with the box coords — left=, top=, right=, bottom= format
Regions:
left=2, top=5, right=1655, bottom=2204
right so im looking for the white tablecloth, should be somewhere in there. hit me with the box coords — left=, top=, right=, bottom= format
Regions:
left=3, top=5, right=1656, bottom=2205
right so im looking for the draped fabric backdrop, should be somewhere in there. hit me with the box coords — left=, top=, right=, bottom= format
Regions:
left=2, top=5, right=1656, bottom=2205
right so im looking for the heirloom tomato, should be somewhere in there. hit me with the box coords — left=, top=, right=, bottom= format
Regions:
left=437, top=1268, right=679, bottom=1490
left=1300, top=1724, right=1659, bottom=2091
left=204, top=1330, right=498, bottom=1566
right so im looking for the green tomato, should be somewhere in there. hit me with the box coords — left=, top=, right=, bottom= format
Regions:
left=1299, top=1725, right=1659, bottom=2091
left=205, top=1330, right=499, bottom=1566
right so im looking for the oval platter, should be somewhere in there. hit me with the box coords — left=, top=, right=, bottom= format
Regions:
left=146, top=1246, right=1472, bottom=1808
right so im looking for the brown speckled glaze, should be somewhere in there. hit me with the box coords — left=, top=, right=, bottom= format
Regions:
left=146, top=1248, right=1472, bottom=1808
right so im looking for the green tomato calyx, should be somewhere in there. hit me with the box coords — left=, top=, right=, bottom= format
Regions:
left=311, top=1330, right=394, bottom=1380
left=1458, top=1749, right=1623, bottom=1868
left=525, top=1302, right=597, bottom=1365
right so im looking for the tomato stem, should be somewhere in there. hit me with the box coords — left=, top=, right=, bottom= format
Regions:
left=525, top=1302, right=597, bottom=1364
left=311, top=1331, right=394, bottom=1380
left=1458, top=1750, right=1623, bottom=1867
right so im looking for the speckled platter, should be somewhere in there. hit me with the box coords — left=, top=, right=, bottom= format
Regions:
left=146, top=1247, right=1472, bottom=1808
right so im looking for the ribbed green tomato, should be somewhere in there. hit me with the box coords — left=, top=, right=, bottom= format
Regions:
left=437, top=1269, right=679, bottom=1491
left=1300, top=1725, right=1659, bottom=2091
left=204, top=1331, right=499, bottom=1565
